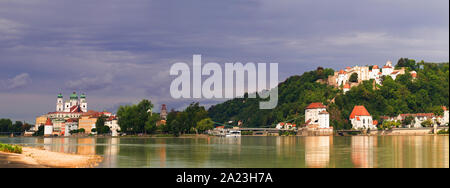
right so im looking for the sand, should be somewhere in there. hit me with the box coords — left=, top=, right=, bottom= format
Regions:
left=0, top=147, right=103, bottom=168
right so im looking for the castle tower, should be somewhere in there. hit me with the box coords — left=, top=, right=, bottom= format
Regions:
left=80, top=93, right=87, bottom=112
left=56, top=93, right=64, bottom=112
left=160, top=104, right=168, bottom=120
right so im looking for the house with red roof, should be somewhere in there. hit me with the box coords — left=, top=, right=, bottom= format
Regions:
left=44, top=118, right=54, bottom=137
left=350, top=105, right=377, bottom=130
left=305, top=102, right=331, bottom=129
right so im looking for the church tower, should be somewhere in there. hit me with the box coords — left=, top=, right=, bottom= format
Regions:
left=56, top=93, right=64, bottom=112
left=70, top=92, right=78, bottom=107
left=160, top=104, right=167, bottom=120
left=80, top=93, right=87, bottom=112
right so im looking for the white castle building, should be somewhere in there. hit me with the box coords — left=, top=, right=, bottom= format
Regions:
left=330, top=60, right=413, bottom=87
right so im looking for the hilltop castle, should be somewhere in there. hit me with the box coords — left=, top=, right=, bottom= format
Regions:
left=327, top=60, right=417, bottom=90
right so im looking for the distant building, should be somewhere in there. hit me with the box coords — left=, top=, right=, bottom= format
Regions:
left=443, top=106, right=449, bottom=125
left=350, top=105, right=376, bottom=130
left=343, top=83, right=351, bottom=93
left=328, top=60, right=410, bottom=90
left=105, top=115, right=120, bottom=136
left=44, top=118, right=53, bottom=136
left=275, top=122, right=297, bottom=130
left=305, top=102, right=330, bottom=129
left=64, top=118, right=78, bottom=136
left=35, top=115, right=48, bottom=130
left=78, top=115, right=98, bottom=134
left=160, top=104, right=168, bottom=120
left=397, top=113, right=436, bottom=128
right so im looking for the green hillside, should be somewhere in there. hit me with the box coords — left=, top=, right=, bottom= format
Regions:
left=208, top=59, right=449, bottom=130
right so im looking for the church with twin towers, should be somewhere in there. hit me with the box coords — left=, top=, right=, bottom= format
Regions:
left=56, top=92, right=88, bottom=113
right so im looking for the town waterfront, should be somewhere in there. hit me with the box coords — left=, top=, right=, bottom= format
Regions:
left=0, top=136, right=448, bottom=168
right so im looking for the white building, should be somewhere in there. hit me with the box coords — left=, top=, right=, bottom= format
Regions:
left=443, top=106, right=449, bottom=125
left=64, top=118, right=78, bottom=136
left=105, top=116, right=121, bottom=136
left=57, top=92, right=88, bottom=113
left=318, top=111, right=330, bottom=129
left=44, top=118, right=53, bottom=136
left=382, top=61, right=394, bottom=76
left=305, top=102, right=330, bottom=129
left=350, top=105, right=377, bottom=130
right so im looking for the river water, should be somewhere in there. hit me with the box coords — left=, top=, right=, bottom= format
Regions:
left=0, top=136, right=448, bottom=168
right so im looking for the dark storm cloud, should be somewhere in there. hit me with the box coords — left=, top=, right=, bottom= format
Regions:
left=0, top=0, right=448, bottom=122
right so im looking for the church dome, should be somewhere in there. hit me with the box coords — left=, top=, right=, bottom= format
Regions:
left=80, top=93, right=86, bottom=98
left=57, top=93, right=63, bottom=98
left=70, top=92, right=78, bottom=99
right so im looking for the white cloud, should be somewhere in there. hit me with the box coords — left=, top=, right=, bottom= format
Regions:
left=0, top=73, right=32, bottom=90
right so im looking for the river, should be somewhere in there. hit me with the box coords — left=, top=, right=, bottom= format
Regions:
left=0, top=135, right=448, bottom=168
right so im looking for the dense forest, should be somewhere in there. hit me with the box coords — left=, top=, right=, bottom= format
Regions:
left=208, top=58, right=449, bottom=130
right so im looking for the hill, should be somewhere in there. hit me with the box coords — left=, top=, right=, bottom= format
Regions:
left=207, top=60, right=449, bottom=130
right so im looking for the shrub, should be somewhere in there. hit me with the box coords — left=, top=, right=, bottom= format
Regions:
left=0, top=143, right=23, bottom=154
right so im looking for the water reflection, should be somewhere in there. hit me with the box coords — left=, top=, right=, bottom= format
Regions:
left=351, top=136, right=377, bottom=168
left=305, top=136, right=331, bottom=168
left=0, top=136, right=447, bottom=168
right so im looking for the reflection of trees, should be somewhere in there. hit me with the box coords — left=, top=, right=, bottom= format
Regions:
left=351, top=136, right=377, bottom=168
left=305, top=136, right=331, bottom=168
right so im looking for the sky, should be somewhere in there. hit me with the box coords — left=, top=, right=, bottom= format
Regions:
left=0, top=0, right=448, bottom=123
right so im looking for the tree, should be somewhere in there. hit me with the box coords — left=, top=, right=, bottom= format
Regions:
left=402, top=116, right=414, bottom=127
left=95, top=115, right=110, bottom=135
left=145, top=113, right=160, bottom=134
left=33, top=125, right=44, bottom=136
left=349, top=73, right=358, bottom=83
left=196, top=118, right=214, bottom=134
left=421, top=119, right=433, bottom=127
left=117, top=99, right=154, bottom=134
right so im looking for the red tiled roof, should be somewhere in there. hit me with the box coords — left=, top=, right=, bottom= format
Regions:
left=343, top=83, right=351, bottom=89
left=339, top=70, right=346, bottom=74
left=305, top=119, right=311, bottom=125
left=391, top=71, right=399, bottom=75
left=372, top=65, right=379, bottom=69
left=306, top=102, right=327, bottom=109
left=319, top=111, right=329, bottom=114
left=400, top=113, right=434, bottom=118
left=383, top=66, right=393, bottom=69
left=442, top=106, right=447, bottom=111
left=350, top=106, right=371, bottom=119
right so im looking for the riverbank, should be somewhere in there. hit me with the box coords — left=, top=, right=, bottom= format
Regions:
left=0, top=147, right=102, bottom=168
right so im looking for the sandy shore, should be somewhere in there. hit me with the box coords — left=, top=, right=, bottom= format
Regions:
left=0, top=147, right=103, bottom=168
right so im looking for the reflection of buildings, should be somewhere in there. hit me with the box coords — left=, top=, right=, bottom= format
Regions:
left=103, top=138, right=120, bottom=168
left=77, top=138, right=96, bottom=155
left=305, top=136, right=331, bottom=168
left=351, top=136, right=377, bottom=168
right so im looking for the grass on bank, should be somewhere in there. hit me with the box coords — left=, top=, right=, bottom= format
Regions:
left=0, top=143, right=22, bottom=154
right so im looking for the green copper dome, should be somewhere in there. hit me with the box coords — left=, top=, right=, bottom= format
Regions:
left=57, top=93, right=63, bottom=98
left=70, top=92, right=78, bottom=99
left=80, top=93, right=86, bottom=98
